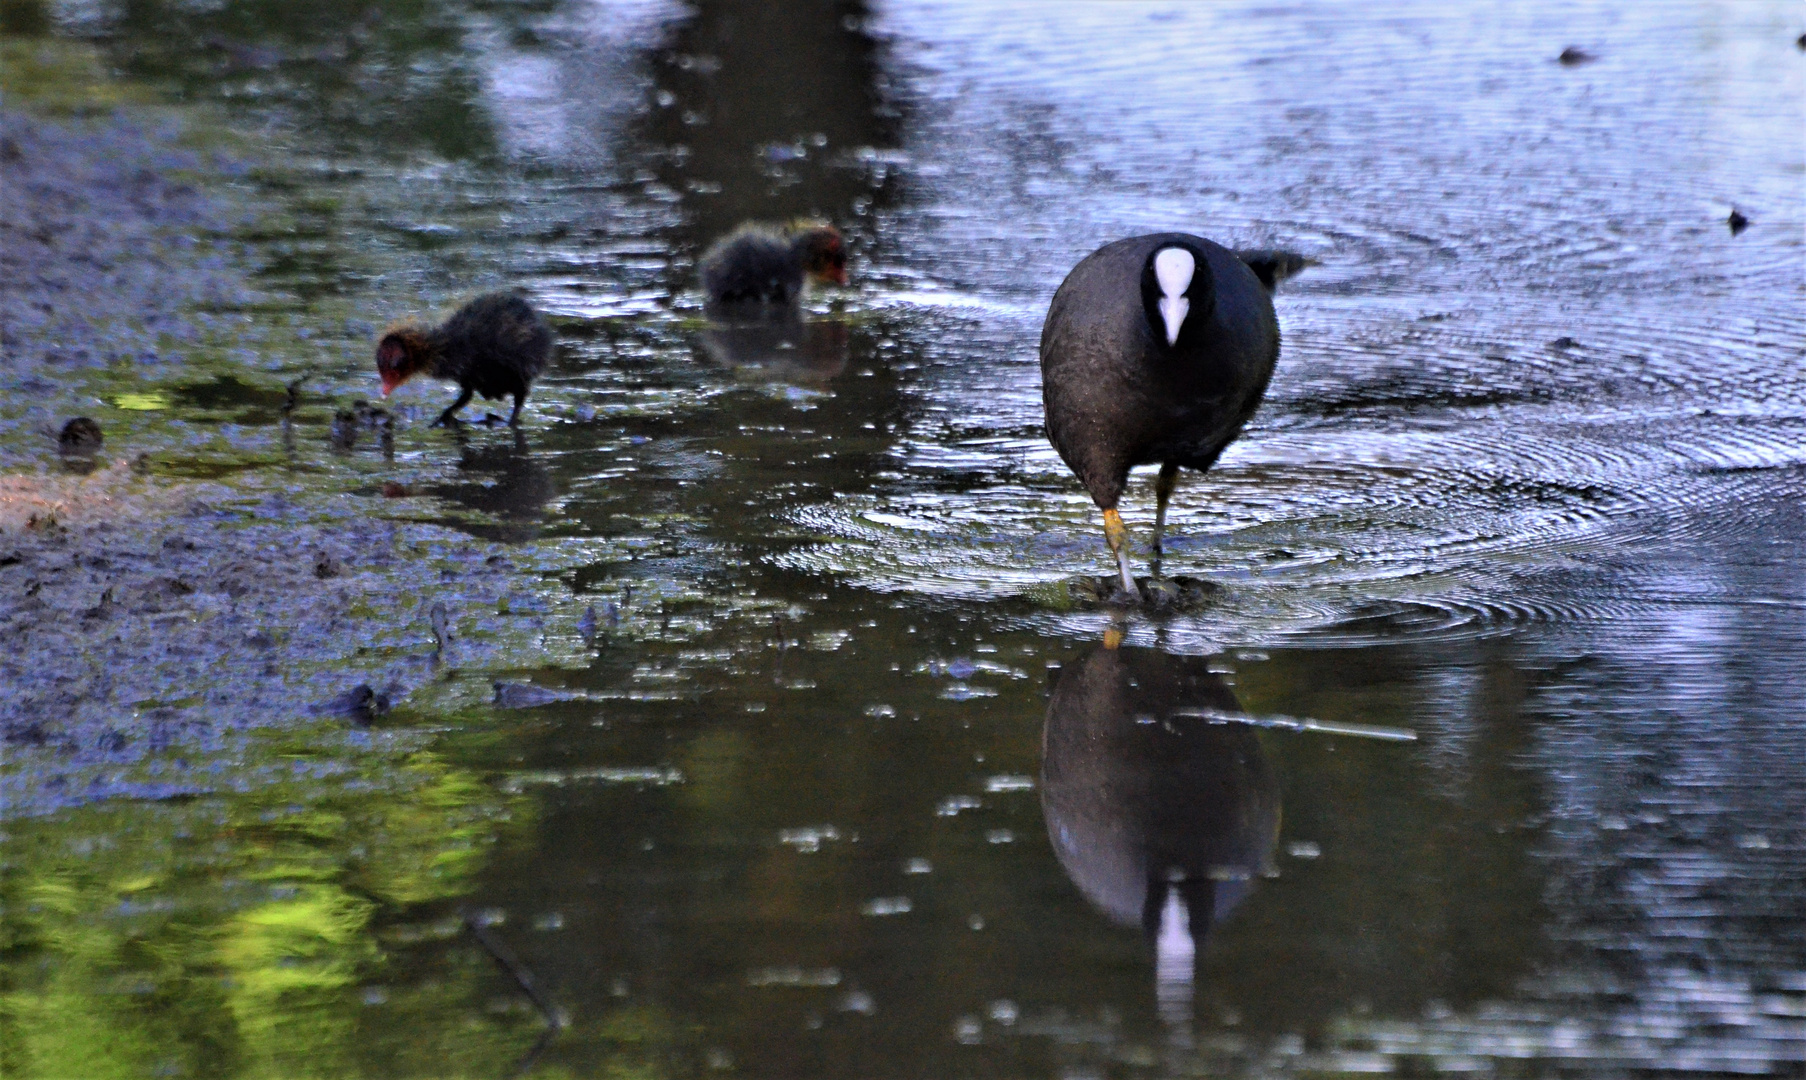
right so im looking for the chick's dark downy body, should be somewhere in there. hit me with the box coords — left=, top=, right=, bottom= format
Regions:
left=698, top=223, right=846, bottom=318
left=1041, top=233, right=1291, bottom=594
left=377, top=293, right=552, bottom=426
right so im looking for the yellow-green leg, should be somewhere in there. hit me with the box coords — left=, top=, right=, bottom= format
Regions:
left=1102, top=508, right=1138, bottom=597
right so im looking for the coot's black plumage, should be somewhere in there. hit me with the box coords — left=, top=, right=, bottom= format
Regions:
left=376, top=293, right=553, bottom=427
left=698, top=222, right=846, bottom=319
left=1041, top=233, right=1298, bottom=595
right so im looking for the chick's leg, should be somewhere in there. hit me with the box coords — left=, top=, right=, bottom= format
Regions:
left=434, top=388, right=474, bottom=428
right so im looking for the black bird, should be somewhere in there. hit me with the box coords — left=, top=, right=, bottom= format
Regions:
left=698, top=222, right=847, bottom=319
left=1040, top=234, right=1300, bottom=596
left=376, top=293, right=553, bottom=427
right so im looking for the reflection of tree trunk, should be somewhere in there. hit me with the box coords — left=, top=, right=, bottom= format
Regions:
left=95, top=0, right=504, bottom=161
left=1, top=0, right=52, bottom=35
left=633, top=0, right=905, bottom=254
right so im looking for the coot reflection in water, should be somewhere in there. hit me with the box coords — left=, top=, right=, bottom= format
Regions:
left=428, top=429, right=557, bottom=542
left=1042, top=639, right=1281, bottom=1030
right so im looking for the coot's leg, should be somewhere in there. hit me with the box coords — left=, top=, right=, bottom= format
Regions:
left=1101, top=508, right=1138, bottom=598
left=1151, top=463, right=1179, bottom=575
left=508, top=392, right=525, bottom=427
left=434, top=388, right=474, bottom=428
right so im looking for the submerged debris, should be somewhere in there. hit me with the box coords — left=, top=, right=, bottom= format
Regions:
left=56, top=418, right=104, bottom=455
left=316, top=683, right=391, bottom=725
left=493, top=682, right=578, bottom=709
left=1063, top=574, right=1222, bottom=612
left=329, top=400, right=392, bottom=450
left=429, top=602, right=454, bottom=657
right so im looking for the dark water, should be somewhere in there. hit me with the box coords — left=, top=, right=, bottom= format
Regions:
left=4, top=1, right=1804, bottom=1076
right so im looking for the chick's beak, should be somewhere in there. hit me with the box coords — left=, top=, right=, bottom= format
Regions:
left=380, top=371, right=404, bottom=397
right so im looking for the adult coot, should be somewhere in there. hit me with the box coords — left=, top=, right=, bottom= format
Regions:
left=1041, top=234, right=1300, bottom=596
left=376, top=293, right=553, bottom=427
left=699, top=222, right=847, bottom=319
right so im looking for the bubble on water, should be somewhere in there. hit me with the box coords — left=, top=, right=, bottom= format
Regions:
left=862, top=896, right=911, bottom=916
left=937, top=795, right=982, bottom=816
left=747, top=967, right=841, bottom=988
left=780, top=825, right=840, bottom=854
left=988, top=1000, right=1018, bottom=1025
left=1287, top=841, right=1322, bottom=859
left=904, top=858, right=933, bottom=874
left=940, top=683, right=997, bottom=701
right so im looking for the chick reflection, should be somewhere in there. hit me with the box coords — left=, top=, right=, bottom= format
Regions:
left=1042, top=642, right=1280, bottom=1026
left=427, top=429, right=556, bottom=542
left=697, top=319, right=849, bottom=384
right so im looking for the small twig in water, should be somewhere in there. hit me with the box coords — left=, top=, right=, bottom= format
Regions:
left=1172, top=707, right=1417, bottom=742
left=463, top=909, right=565, bottom=1043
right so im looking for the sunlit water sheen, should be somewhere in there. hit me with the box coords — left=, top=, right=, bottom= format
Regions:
left=3, top=1, right=1802, bottom=1077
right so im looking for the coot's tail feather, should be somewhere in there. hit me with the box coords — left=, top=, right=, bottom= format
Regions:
left=1234, top=249, right=1315, bottom=292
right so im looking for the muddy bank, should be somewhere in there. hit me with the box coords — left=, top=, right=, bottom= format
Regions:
left=0, top=465, right=546, bottom=811
left=0, top=108, right=565, bottom=814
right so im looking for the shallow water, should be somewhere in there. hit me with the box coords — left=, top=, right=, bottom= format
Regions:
left=3, top=1, right=1804, bottom=1076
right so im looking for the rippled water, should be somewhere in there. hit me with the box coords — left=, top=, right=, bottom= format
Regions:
left=4, top=1, right=1804, bottom=1076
